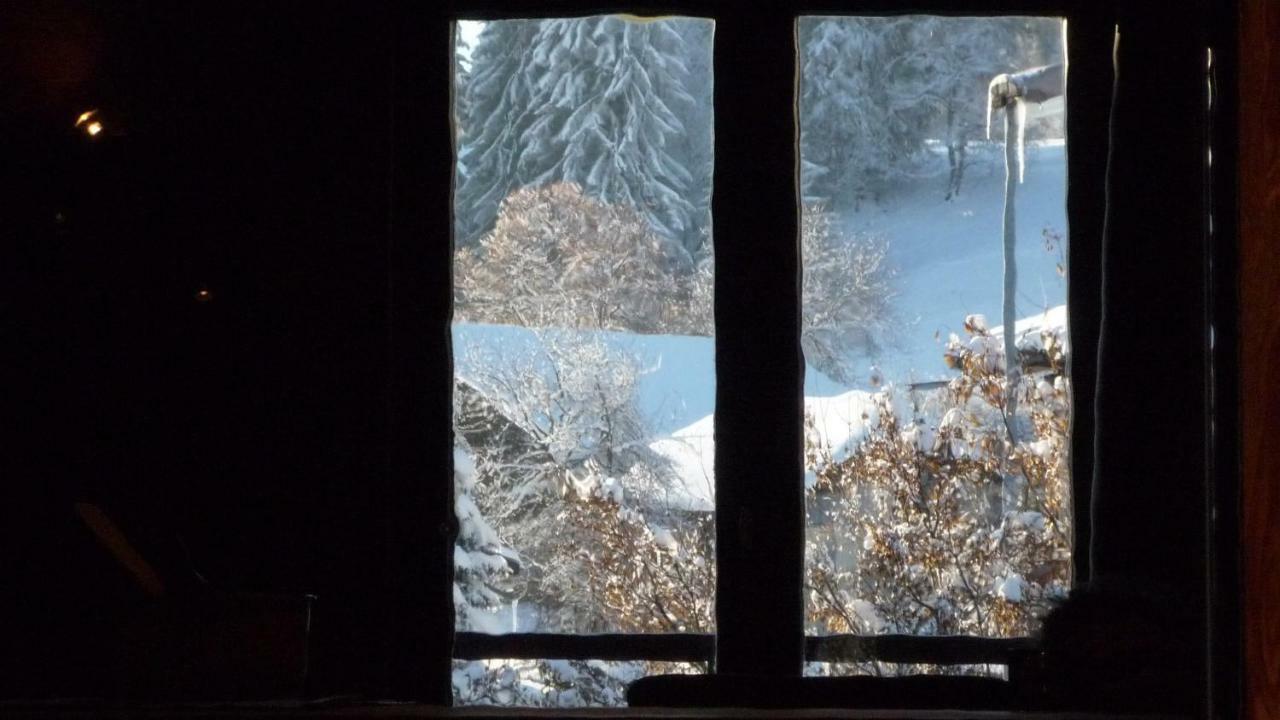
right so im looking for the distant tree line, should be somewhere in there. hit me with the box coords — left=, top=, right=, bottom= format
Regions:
left=455, top=16, right=1060, bottom=264
left=799, top=16, right=1063, bottom=207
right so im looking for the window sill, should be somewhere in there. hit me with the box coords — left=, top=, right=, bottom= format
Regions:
left=0, top=700, right=1189, bottom=720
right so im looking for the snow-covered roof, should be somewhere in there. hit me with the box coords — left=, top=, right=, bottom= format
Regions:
left=453, top=322, right=859, bottom=512
left=454, top=322, right=850, bottom=437
left=646, top=387, right=887, bottom=512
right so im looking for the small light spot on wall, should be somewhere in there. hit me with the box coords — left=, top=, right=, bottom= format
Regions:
left=75, top=109, right=103, bottom=137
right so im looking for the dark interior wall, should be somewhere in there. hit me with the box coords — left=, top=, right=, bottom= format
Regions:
left=0, top=0, right=1249, bottom=710
left=1239, top=1, right=1280, bottom=718
left=4, top=1, right=397, bottom=697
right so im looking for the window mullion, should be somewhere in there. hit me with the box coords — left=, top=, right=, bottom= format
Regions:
left=712, top=10, right=805, bottom=677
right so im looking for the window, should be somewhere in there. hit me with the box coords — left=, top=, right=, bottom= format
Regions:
left=450, top=16, right=716, bottom=703
left=385, top=1, right=1239, bottom=714
left=798, top=16, right=1071, bottom=662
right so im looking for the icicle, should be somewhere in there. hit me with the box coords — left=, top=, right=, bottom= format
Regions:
left=986, top=72, right=1031, bottom=184
left=985, top=75, right=998, bottom=140
left=986, top=94, right=992, bottom=140
left=1016, top=98, right=1027, bottom=183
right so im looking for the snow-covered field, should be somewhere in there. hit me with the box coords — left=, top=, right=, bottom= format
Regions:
left=839, top=140, right=1067, bottom=383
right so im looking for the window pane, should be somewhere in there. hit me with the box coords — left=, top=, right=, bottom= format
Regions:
left=451, top=17, right=715, bottom=638
left=453, top=659, right=704, bottom=707
left=799, top=16, right=1071, bottom=641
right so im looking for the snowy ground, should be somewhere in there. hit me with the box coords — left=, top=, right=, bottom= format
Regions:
left=837, top=139, right=1068, bottom=384
left=644, top=139, right=1069, bottom=510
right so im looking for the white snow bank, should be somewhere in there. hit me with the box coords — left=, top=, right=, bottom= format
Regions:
left=648, top=388, right=880, bottom=512
left=990, top=303, right=1069, bottom=356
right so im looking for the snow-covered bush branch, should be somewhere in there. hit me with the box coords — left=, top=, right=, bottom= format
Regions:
left=801, top=205, right=898, bottom=385
left=805, top=312, right=1072, bottom=665
left=453, top=659, right=702, bottom=708
left=454, top=183, right=710, bottom=336
left=454, top=328, right=713, bottom=635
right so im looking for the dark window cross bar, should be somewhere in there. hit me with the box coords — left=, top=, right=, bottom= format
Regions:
left=806, top=635, right=1036, bottom=666
left=453, top=632, right=1032, bottom=667
left=453, top=632, right=714, bottom=663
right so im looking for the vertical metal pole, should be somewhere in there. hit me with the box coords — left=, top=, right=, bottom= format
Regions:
left=1002, top=103, right=1021, bottom=428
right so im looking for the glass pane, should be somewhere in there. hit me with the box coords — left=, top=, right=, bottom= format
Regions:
left=451, top=16, right=715, bottom=638
left=799, top=16, right=1071, bottom=642
left=453, top=659, right=704, bottom=708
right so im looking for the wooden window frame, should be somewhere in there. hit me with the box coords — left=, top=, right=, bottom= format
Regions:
left=383, top=0, right=1241, bottom=715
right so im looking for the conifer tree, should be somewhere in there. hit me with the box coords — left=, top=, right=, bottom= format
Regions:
left=799, top=17, right=923, bottom=206
left=798, top=16, right=1062, bottom=207
left=455, top=17, right=711, bottom=259
left=454, top=20, right=541, bottom=243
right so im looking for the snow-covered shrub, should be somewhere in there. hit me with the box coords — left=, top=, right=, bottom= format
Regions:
left=559, top=474, right=714, bottom=633
left=799, top=17, right=926, bottom=207
left=801, top=205, right=898, bottom=386
left=805, top=661, right=1008, bottom=679
left=454, top=328, right=714, bottom=635
left=805, top=312, right=1072, bottom=660
left=454, top=442, right=520, bottom=633
left=454, top=183, right=709, bottom=336
left=452, top=659, right=703, bottom=707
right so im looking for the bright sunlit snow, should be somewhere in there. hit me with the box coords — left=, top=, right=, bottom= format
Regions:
left=838, top=141, right=1067, bottom=383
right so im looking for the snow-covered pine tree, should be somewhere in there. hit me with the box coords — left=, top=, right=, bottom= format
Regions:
left=454, top=17, right=710, bottom=260
left=454, top=19, right=541, bottom=244
left=667, top=18, right=714, bottom=260
left=453, top=24, right=471, bottom=146
left=888, top=17, right=1063, bottom=200
left=453, top=441, right=521, bottom=633
left=798, top=16, right=1063, bottom=208
left=799, top=17, right=925, bottom=207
